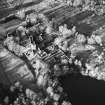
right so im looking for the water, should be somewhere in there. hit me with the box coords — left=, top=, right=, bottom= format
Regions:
left=59, top=73, right=105, bottom=105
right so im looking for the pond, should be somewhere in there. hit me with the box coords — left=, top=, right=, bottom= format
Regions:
left=59, top=73, right=105, bottom=105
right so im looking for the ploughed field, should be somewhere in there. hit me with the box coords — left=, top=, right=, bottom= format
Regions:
left=1, top=3, right=105, bottom=105
left=1, top=4, right=105, bottom=36
left=1, top=3, right=105, bottom=85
